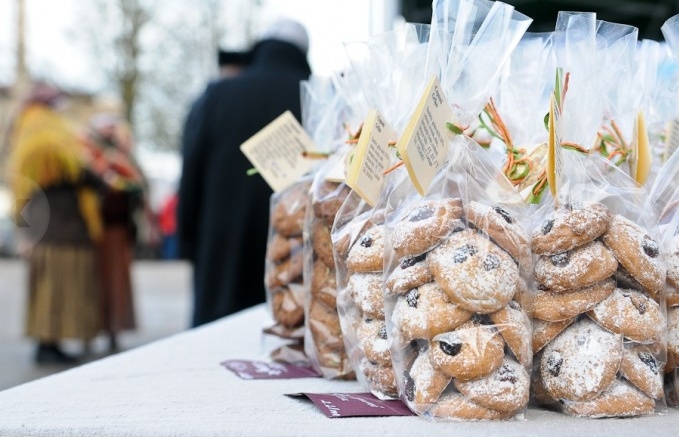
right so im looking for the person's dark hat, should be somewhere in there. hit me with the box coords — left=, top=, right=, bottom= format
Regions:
left=217, top=49, right=251, bottom=67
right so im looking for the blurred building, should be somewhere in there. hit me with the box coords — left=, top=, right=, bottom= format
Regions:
left=400, top=0, right=679, bottom=40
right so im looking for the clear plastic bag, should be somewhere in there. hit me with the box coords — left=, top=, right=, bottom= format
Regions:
left=528, top=12, right=668, bottom=418
left=332, top=22, right=435, bottom=397
left=333, top=167, right=411, bottom=398
left=298, top=73, right=363, bottom=378
left=378, top=0, right=532, bottom=421
left=303, top=153, right=354, bottom=379
left=263, top=176, right=313, bottom=360
left=488, top=31, right=556, bottom=203
left=262, top=76, right=345, bottom=363
left=649, top=117, right=679, bottom=406
left=384, top=135, right=533, bottom=420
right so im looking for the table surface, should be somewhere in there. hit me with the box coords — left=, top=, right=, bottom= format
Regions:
left=0, top=304, right=677, bottom=437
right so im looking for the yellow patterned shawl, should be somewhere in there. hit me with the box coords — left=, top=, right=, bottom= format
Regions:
left=7, top=104, right=103, bottom=242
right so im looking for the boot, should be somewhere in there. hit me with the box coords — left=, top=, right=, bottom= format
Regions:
left=35, top=342, right=79, bottom=365
left=108, top=332, right=119, bottom=353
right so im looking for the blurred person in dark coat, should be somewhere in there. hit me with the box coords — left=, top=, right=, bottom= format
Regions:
left=178, top=18, right=312, bottom=327
left=181, top=48, right=252, bottom=149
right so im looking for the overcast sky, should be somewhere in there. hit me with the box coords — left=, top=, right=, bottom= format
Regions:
left=0, top=0, right=401, bottom=90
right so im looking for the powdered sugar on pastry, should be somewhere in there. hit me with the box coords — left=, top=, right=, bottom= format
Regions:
left=540, top=317, right=622, bottom=402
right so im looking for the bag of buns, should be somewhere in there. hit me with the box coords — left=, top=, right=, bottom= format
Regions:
left=298, top=74, right=362, bottom=378
left=381, top=0, right=533, bottom=421
left=262, top=77, right=341, bottom=364
left=529, top=12, right=667, bottom=417
left=302, top=152, right=354, bottom=378
left=264, top=176, right=313, bottom=362
left=652, top=13, right=679, bottom=407
left=329, top=21, right=436, bottom=397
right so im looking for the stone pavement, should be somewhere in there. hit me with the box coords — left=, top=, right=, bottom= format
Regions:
left=0, top=258, right=192, bottom=392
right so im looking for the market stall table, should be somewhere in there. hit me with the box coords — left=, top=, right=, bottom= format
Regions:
left=0, top=304, right=677, bottom=437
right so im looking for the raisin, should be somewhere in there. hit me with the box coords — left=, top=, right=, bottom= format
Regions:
left=638, top=352, right=659, bottom=374
left=542, top=219, right=555, bottom=235
left=453, top=249, right=468, bottom=263
left=406, top=289, right=419, bottom=308
left=472, top=314, right=493, bottom=325
left=409, top=207, right=434, bottom=222
left=359, top=234, right=373, bottom=248
left=378, top=324, right=387, bottom=339
left=439, top=341, right=462, bottom=356
left=401, top=253, right=426, bottom=269
left=642, top=238, right=659, bottom=258
left=550, top=252, right=570, bottom=267
left=453, top=244, right=478, bottom=263
left=494, top=206, right=514, bottom=224
left=404, top=372, right=415, bottom=402
left=624, top=292, right=647, bottom=315
left=546, top=352, right=563, bottom=376
left=452, top=222, right=466, bottom=233
left=483, top=254, right=501, bottom=271
left=497, top=363, right=517, bottom=383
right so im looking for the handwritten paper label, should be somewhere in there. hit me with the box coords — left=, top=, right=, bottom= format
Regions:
left=286, top=392, right=414, bottom=418
left=240, top=111, right=320, bottom=193
left=396, top=77, right=454, bottom=196
left=221, top=359, right=320, bottom=379
left=345, top=110, right=396, bottom=206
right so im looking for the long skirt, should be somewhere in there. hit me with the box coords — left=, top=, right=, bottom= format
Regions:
left=96, top=224, right=136, bottom=334
left=26, top=243, right=102, bottom=342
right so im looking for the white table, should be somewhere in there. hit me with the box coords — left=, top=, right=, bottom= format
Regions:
left=0, top=304, right=677, bottom=437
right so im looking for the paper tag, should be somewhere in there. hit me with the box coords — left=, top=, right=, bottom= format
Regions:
left=286, top=392, right=415, bottom=418
left=240, top=111, right=320, bottom=193
left=663, top=118, right=679, bottom=162
left=631, top=111, right=652, bottom=185
left=396, top=76, right=454, bottom=196
left=345, top=110, right=397, bottom=206
left=324, top=152, right=348, bottom=183
left=546, top=95, right=559, bottom=197
left=221, top=359, right=320, bottom=379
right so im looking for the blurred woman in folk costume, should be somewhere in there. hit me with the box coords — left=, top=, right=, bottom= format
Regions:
left=6, top=82, right=104, bottom=364
left=81, top=112, right=147, bottom=352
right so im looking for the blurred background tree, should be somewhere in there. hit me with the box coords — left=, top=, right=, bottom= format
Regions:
left=74, top=0, right=260, bottom=151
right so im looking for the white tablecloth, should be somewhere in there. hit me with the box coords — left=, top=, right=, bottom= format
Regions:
left=0, top=304, right=677, bottom=437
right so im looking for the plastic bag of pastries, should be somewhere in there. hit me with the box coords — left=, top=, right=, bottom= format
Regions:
left=529, top=12, right=667, bottom=418
left=263, top=176, right=313, bottom=359
left=262, top=76, right=343, bottom=363
left=380, top=0, right=533, bottom=420
left=657, top=15, right=679, bottom=406
left=302, top=152, right=354, bottom=379
left=330, top=21, right=441, bottom=397
left=648, top=110, right=679, bottom=406
left=384, top=139, right=534, bottom=421
left=653, top=179, right=679, bottom=408
left=297, top=73, right=361, bottom=378
left=332, top=168, right=411, bottom=398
